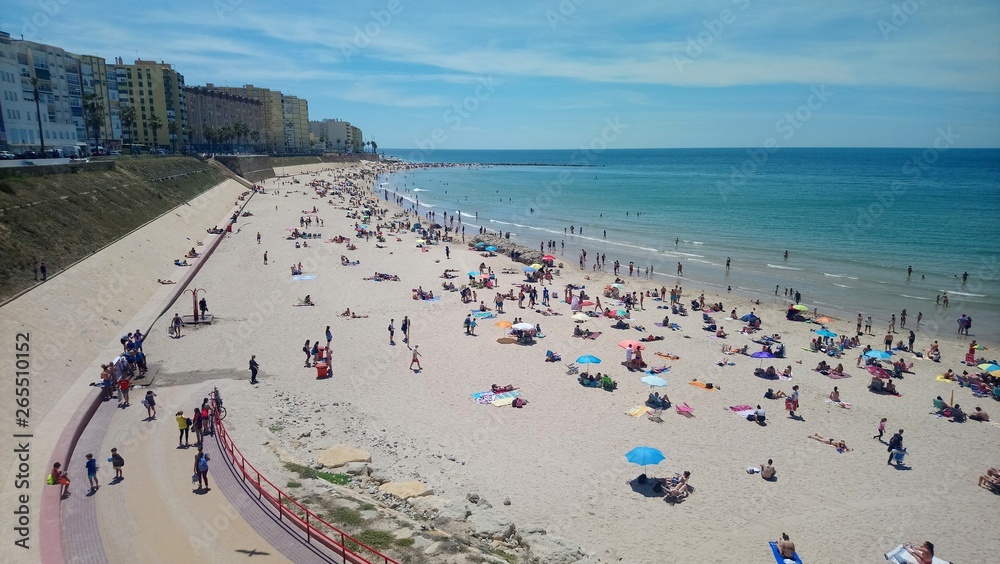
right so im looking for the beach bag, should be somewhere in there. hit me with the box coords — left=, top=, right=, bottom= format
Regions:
left=186, top=418, right=193, bottom=427
left=47, top=474, right=55, bottom=485
left=141, top=398, right=149, bottom=408
left=705, top=383, right=714, bottom=389
left=167, top=325, right=175, bottom=336
left=197, top=454, right=209, bottom=472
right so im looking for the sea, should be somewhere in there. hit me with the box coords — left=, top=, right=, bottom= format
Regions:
left=376, top=148, right=1000, bottom=343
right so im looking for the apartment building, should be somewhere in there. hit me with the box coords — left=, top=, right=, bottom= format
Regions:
left=184, top=85, right=265, bottom=152
left=112, top=58, right=186, bottom=151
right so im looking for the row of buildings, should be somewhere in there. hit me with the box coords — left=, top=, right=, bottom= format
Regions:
left=0, top=31, right=367, bottom=154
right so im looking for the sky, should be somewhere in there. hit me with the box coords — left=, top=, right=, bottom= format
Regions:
left=3, top=0, right=1000, bottom=149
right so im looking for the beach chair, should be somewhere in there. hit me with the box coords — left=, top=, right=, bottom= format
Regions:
left=647, top=409, right=663, bottom=423
left=676, top=403, right=694, bottom=417
left=565, top=363, right=579, bottom=375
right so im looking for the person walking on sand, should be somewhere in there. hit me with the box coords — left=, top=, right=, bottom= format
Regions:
left=402, top=316, right=410, bottom=344
left=908, top=330, right=916, bottom=352
left=302, top=340, right=312, bottom=367
left=194, top=446, right=211, bottom=491
left=677, top=262, right=683, bottom=276
left=85, top=453, right=99, bottom=492
left=865, top=315, right=872, bottom=334
left=171, top=313, right=182, bottom=338
left=388, top=319, right=395, bottom=344
left=325, top=325, right=332, bottom=346
left=887, top=429, right=904, bottom=464
left=884, top=331, right=893, bottom=352
left=873, top=417, right=887, bottom=441
left=263, top=251, right=268, bottom=265
left=888, top=314, right=896, bottom=333
left=900, top=309, right=907, bottom=328
left=786, top=385, right=800, bottom=418
left=256, top=231, right=261, bottom=244
left=410, top=345, right=422, bottom=371
left=249, top=355, right=259, bottom=385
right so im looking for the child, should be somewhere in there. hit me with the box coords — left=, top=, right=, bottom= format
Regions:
left=873, top=417, right=887, bottom=441
left=50, top=462, right=71, bottom=498
left=85, top=453, right=99, bottom=491
left=110, top=448, right=125, bottom=480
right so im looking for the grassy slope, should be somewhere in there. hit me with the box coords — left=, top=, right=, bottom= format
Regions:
left=0, top=156, right=227, bottom=300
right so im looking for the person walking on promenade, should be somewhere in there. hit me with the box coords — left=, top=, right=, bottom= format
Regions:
left=194, top=446, right=211, bottom=491
left=110, top=448, right=124, bottom=481
left=410, top=345, right=422, bottom=371
left=143, top=390, right=157, bottom=419
left=176, top=412, right=190, bottom=447
left=171, top=313, right=182, bottom=338
left=85, top=453, right=99, bottom=492
left=192, top=408, right=204, bottom=446
left=40, top=261, right=47, bottom=281
left=118, top=377, right=131, bottom=407
left=249, top=355, right=259, bottom=385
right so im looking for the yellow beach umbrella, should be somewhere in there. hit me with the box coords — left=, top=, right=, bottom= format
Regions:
left=495, top=321, right=513, bottom=328
left=530, top=263, right=543, bottom=269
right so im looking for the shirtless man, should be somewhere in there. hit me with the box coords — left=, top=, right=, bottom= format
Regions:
left=777, top=533, right=795, bottom=560
left=761, top=459, right=776, bottom=480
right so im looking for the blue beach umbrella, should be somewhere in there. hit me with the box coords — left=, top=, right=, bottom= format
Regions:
left=865, top=350, right=892, bottom=360
left=523, top=266, right=536, bottom=273
left=467, top=271, right=479, bottom=277
left=577, top=355, right=602, bottom=365
left=751, top=350, right=774, bottom=367
left=625, top=446, right=666, bottom=471
left=485, top=246, right=498, bottom=252
left=641, top=375, right=668, bottom=387
left=815, top=329, right=837, bottom=338
left=475, top=242, right=486, bottom=248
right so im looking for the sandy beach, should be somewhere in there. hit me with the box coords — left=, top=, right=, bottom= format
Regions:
left=133, top=161, right=997, bottom=563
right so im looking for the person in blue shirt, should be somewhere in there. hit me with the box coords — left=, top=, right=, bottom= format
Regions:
left=85, top=453, right=99, bottom=491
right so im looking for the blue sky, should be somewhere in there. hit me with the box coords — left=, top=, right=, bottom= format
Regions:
left=4, top=0, right=999, bottom=149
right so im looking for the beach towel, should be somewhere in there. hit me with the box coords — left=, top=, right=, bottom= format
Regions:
left=729, top=405, right=756, bottom=418
left=778, top=373, right=793, bottom=381
left=884, top=544, right=948, bottom=564
left=293, top=275, right=316, bottom=280
left=825, top=399, right=853, bottom=409
left=585, top=332, right=601, bottom=340
left=935, top=374, right=953, bottom=383
left=419, top=296, right=441, bottom=302
left=688, top=380, right=717, bottom=391
left=825, top=372, right=852, bottom=379
left=471, top=310, right=495, bottom=318
left=471, top=390, right=520, bottom=405
left=656, top=353, right=680, bottom=360
left=770, top=541, right=803, bottom=564
left=627, top=405, right=652, bottom=417
left=654, top=322, right=666, bottom=327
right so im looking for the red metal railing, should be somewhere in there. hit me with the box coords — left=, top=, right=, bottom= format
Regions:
left=210, top=388, right=398, bottom=564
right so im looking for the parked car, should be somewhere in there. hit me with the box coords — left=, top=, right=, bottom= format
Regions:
left=109, top=150, right=121, bottom=156
left=0, top=151, right=14, bottom=160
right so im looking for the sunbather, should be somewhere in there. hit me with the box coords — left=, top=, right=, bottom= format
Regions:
left=301, top=295, right=314, bottom=306
left=667, top=471, right=690, bottom=498
left=715, top=327, right=727, bottom=338
left=760, top=459, right=776, bottom=480
left=157, top=279, right=175, bottom=284
left=808, top=433, right=851, bottom=451
left=491, top=384, right=516, bottom=393
left=978, top=468, right=1000, bottom=488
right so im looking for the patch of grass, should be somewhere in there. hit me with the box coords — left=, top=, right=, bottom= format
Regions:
left=327, top=506, right=364, bottom=527
left=284, top=462, right=318, bottom=480
left=354, top=530, right=394, bottom=550
left=316, top=471, right=351, bottom=485
left=394, top=537, right=415, bottom=547
left=286, top=481, right=302, bottom=488
left=359, top=503, right=376, bottom=511
left=268, top=423, right=284, bottom=433
left=487, top=549, right=518, bottom=564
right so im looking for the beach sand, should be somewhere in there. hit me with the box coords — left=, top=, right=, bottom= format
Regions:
left=130, top=163, right=998, bottom=563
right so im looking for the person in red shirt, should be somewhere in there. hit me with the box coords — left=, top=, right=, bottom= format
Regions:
left=118, top=378, right=131, bottom=407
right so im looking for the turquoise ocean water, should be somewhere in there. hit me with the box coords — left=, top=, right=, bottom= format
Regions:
left=378, top=148, right=1000, bottom=343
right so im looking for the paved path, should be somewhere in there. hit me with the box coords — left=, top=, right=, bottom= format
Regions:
left=60, top=381, right=346, bottom=563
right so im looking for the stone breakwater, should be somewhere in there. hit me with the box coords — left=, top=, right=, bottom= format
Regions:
left=468, top=234, right=555, bottom=268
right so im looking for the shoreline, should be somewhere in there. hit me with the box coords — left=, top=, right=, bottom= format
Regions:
left=377, top=162, right=999, bottom=343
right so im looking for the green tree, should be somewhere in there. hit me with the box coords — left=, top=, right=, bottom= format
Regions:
left=336, top=138, right=341, bottom=152
left=119, top=105, right=136, bottom=149
left=83, top=93, right=105, bottom=152
left=167, top=120, right=179, bottom=154
left=149, top=113, right=162, bottom=151
left=250, top=130, right=261, bottom=153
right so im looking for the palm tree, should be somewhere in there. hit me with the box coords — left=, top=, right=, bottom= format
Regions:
left=203, top=125, right=215, bottom=153
left=149, top=113, right=162, bottom=151
left=119, top=105, right=136, bottom=150
left=335, top=138, right=341, bottom=153
left=83, top=93, right=105, bottom=153
left=168, top=120, right=179, bottom=154
left=250, top=130, right=261, bottom=153
left=371, top=141, right=377, bottom=154
left=30, top=75, right=45, bottom=154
